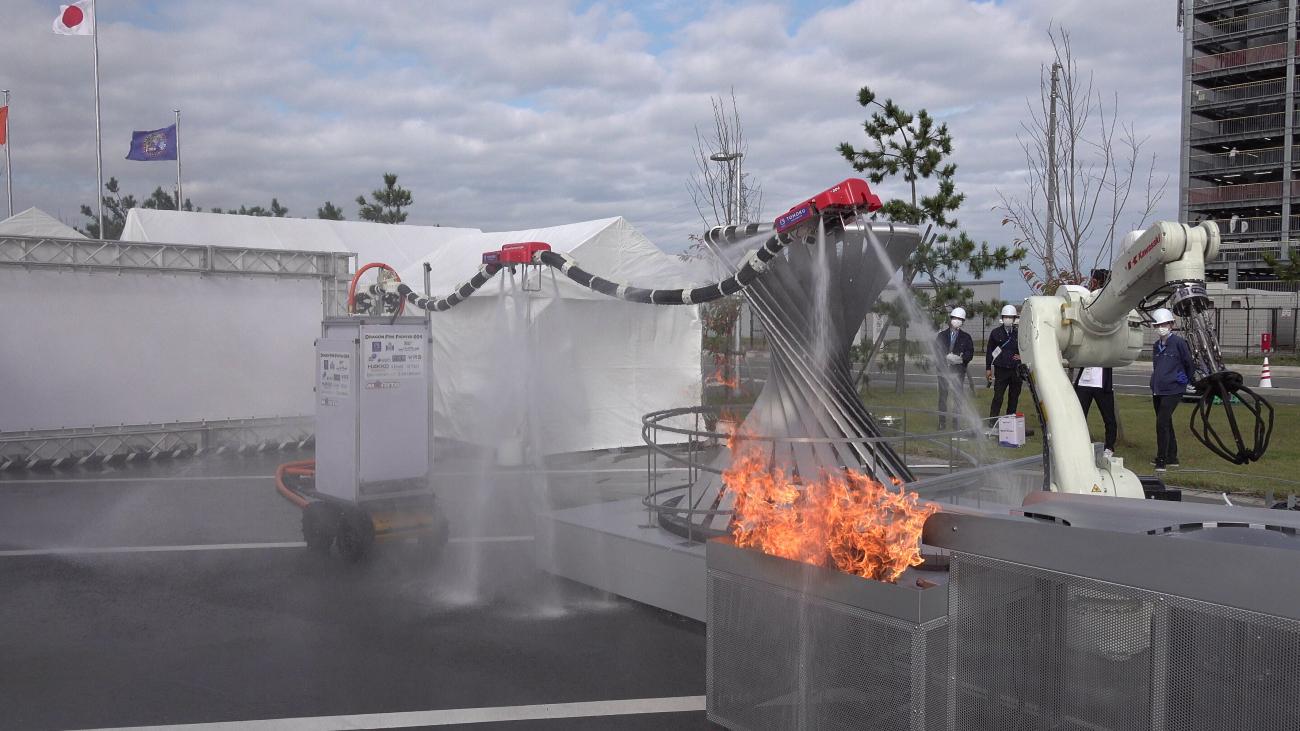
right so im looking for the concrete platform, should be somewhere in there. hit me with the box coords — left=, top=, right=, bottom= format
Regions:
left=537, top=498, right=707, bottom=621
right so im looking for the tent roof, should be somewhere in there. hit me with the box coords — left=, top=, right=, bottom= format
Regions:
left=0, top=208, right=86, bottom=239
left=121, top=209, right=481, bottom=272
left=399, top=217, right=699, bottom=299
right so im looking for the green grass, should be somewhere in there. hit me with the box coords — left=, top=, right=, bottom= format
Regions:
left=857, top=385, right=1300, bottom=497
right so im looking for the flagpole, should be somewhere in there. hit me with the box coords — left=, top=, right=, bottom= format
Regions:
left=3, top=89, right=11, bottom=218
left=91, top=0, right=104, bottom=237
left=174, top=109, right=182, bottom=209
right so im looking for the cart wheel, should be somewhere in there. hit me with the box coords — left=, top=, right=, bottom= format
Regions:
left=336, top=511, right=375, bottom=562
left=417, top=515, right=451, bottom=556
left=301, top=502, right=334, bottom=554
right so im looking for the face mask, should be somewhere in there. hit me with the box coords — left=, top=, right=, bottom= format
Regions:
left=950, top=319, right=963, bottom=330
left=1157, top=325, right=1172, bottom=337
left=1002, top=317, right=1016, bottom=327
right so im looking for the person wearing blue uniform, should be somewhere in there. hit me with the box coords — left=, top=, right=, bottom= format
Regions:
left=985, top=304, right=1022, bottom=419
left=1148, top=308, right=1197, bottom=472
left=935, top=307, right=974, bottom=430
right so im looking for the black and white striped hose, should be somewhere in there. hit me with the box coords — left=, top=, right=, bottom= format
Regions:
left=392, top=227, right=794, bottom=312
left=535, top=230, right=792, bottom=305
left=395, top=262, right=502, bottom=312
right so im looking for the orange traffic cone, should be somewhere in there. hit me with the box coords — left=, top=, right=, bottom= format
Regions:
left=1260, top=357, right=1273, bottom=388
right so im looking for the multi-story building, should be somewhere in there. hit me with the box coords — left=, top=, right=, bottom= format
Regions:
left=1179, top=0, right=1297, bottom=289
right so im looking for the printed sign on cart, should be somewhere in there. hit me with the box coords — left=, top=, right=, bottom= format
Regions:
left=319, top=351, right=351, bottom=399
left=363, top=333, right=425, bottom=381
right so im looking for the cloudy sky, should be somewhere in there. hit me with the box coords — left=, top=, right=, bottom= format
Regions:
left=1, top=0, right=1182, bottom=297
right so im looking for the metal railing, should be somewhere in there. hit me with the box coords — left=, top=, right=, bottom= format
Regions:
left=1158, top=304, right=1300, bottom=355
left=1204, top=215, right=1300, bottom=238
left=1189, top=110, right=1287, bottom=140
left=1187, top=180, right=1285, bottom=204
left=1193, top=7, right=1289, bottom=39
left=1191, top=78, right=1287, bottom=107
left=1190, top=145, right=1284, bottom=172
left=1214, top=242, right=1283, bottom=262
left=1190, top=40, right=1293, bottom=73
left=641, top=404, right=999, bottom=540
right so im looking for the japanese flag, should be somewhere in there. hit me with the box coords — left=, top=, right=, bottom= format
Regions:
left=54, top=2, right=94, bottom=36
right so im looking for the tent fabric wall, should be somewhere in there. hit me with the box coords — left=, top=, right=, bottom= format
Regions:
left=111, top=211, right=701, bottom=455
left=400, top=216, right=702, bottom=454
left=0, top=268, right=320, bottom=433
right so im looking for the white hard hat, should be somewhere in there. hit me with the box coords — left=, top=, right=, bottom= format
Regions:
left=1151, top=308, right=1176, bottom=325
left=950, top=307, right=966, bottom=320
left=1000, top=304, right=1018, bottom=318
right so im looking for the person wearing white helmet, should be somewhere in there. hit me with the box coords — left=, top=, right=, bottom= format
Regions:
left=1148, top=307, right=1196, bottom=471
left=985, top=303, right=1022, bottom=419
left=934, top=306, right=974, bottom=430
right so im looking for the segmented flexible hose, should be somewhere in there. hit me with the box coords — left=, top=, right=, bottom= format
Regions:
left=394, top=229, right=794, bottom=311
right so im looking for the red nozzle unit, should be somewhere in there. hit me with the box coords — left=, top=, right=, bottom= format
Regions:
left=774, top=179, right=882, bottom=235
left=484, top=241, right=551, bottom=265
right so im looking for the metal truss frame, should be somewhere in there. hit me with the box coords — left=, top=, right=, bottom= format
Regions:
left=0, top=234, right=355, bottom=316
left=0, top=417, right=314, bottom=469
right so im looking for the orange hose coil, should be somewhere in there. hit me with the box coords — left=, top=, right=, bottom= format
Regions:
left=276, top=459, right=315, bottom=509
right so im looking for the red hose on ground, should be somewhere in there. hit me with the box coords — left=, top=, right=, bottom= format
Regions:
left=276, top=459, right=315, bottom=509
left=349, top=262, right=404, bottom=315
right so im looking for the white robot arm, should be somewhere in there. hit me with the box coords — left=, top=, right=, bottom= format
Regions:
left=1018, top=221, right=1271, bottom=498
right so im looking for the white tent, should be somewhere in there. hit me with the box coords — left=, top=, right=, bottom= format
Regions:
left=116, top=211, right=701, bottom=455
left=122, top=209, right=480, bottom=271
left=0, top=208, right=86, bottom=238
left=397, top=217, right=701, bottom=455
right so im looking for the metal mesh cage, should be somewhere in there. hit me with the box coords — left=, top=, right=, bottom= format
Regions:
left=708, top=568, right=947, bottom=731
left=948, top=554, right=1300, bottom=731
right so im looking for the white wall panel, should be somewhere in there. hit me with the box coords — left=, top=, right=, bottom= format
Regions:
left=0, top=269, right=320, bottom=432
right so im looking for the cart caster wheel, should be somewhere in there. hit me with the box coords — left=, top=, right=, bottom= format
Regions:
left=417, top=515, right=450, bottom=556
left=336, top=511, right=375, bottom=562
left=302, top=502, right=335, bottom=554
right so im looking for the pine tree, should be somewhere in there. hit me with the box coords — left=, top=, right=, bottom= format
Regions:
left=317, top=201, right=345, bottom=220
left=79, top=178, right=136, bottom=240
left=356, top=173, right=412, bottom=224
left=839, top=85, right=1022, bottom=392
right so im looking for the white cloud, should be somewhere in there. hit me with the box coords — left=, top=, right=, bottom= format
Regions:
left=0, top=0, right=1183, bottom=297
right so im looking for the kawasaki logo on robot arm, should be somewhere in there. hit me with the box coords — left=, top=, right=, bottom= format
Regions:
left=1126, top=235, right=1161, bottom=271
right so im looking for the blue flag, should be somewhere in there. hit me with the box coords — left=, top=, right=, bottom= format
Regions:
left=126, top=124, right=177, bottom=161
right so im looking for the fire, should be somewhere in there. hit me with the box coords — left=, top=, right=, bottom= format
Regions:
left=707, top=362, right=743, bottom=392
left=722, top=427, right=938, bottom=583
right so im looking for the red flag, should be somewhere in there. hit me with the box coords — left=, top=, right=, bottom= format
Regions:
left=0, top=106, right=7, bottom=146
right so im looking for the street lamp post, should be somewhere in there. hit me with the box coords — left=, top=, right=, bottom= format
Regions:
left=709, top=150, right=745, bottom=396
left=710, top=151, right=742, bottom=226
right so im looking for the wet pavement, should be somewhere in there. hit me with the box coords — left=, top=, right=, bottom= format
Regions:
left=0, top=447, right=714, bottom=731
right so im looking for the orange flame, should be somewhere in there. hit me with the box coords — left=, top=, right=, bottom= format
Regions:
left=707, top=363, right=743, bottom=392
left=722, top=428, right=938, bottom=583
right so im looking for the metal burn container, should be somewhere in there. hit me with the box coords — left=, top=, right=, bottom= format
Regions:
left=706, top=537, right=949, bottom=731
left=708, top=494, right=1300, bottom=731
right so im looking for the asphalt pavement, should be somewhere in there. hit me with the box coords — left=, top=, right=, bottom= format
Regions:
left=0, top=447, right=714, bottom=731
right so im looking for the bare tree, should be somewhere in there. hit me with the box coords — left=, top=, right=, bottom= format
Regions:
left=687, top=90, right=763, bottom=228
left=998, top=27, right=1167, bottom=293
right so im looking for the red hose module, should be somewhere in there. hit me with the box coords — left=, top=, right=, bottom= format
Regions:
left=348, top=262, right=404, bottom=315
left=276, top=459, right=315, bottom=508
